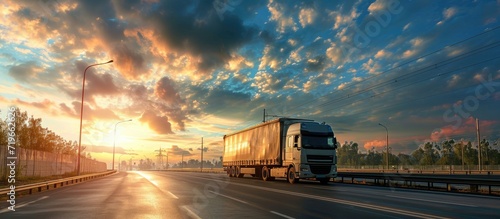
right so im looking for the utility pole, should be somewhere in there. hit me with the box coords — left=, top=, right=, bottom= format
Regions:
left=155, top=147, right=167, bottom=170
left=201, top=137, right=204, bottom=172
left=476, top=118, right=481, bottom=171
left=379, top=123, right=389, bottom=170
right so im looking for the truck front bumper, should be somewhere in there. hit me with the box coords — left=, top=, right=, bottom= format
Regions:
left=298, top=164, right=337, bottom=179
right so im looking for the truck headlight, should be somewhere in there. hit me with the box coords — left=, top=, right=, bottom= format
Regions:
left=301, top=168, right=309, bottom=172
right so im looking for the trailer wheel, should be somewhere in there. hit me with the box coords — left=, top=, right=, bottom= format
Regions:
left=230, top=166, right=236, bottom=177
left=287, top=166, right=298, bottom=184
left=236, top=166, right=244, bottom=178
left=262, top=166, right=271, bottom=181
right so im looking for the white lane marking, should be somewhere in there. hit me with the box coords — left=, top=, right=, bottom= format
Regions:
left=385, top=195, right=477, bottom=207
left=181, top=205, right=202, bottom=219
left=270, top=211, right=295, bottom=219
left=208, top=191, right=248, bottom=204
left=0, top=196, right=49, bottom=213
left=195, top=176, right=449, bottom=219
left=168, top=191, right=179, bottom=199
left=136, top=171, right=159, bottom=186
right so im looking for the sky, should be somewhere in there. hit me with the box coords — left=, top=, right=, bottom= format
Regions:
left=1, top=0, right=499, bottom=167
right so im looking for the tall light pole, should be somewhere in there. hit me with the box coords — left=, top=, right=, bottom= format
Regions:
left=113, top=119, right=132, bottom=171
left=201, top=137, right=204, bottom=172
left=379, top=123, right=389, bottom=170
left=77, top=60, right=113, bottom=175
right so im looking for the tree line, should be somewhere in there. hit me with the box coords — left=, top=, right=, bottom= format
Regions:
left=0, top=107, right=81, bottom=157
left=337, top=139, right=500, bottom=167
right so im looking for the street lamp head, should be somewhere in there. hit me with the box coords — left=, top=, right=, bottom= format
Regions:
left=107, top=60, right=114, bottom=63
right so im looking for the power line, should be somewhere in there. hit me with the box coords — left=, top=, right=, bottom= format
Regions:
left=263, top=25, right=500, bottom=118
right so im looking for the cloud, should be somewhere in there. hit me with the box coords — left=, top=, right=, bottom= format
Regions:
left=59, top=101, right=120, bottom=121
left=402, top=37, right=425, bottom=58
left=374, top=49, right=391, bottom=59
left=169, top=145, right=192, bottom=156
left=154, top=77, right=183, bottom=106
left=8, top=61, right=42, bottom=83
left=148, top=0, right=257, bottom=73
left=443, top=7, right=458, bottom=20
left=362, top=58, right=381, bottom=74
left=268, top=0, right=298, bottom=33
left=437, top=7, right=459, bottom=25
left=363, top=139, right=386, bottom=150
left=139, top=110, right=174, bottom=134
left=299, top=8, right=317, bottom=28
left=14, top=98, right=55, bottom=110
left=112, top=44, right=147, bottom=80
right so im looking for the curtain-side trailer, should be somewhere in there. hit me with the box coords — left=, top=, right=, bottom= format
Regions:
left=223, top=118, right=338, bottom=184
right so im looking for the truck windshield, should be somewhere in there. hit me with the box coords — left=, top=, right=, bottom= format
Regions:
left=302, top=135, right=335, bottom=149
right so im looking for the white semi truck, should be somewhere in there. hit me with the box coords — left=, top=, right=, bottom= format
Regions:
left=223, top=118, right=338, bottom=184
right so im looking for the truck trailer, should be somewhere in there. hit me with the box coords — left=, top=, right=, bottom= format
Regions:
left=223, top=118, right=338, bottom=184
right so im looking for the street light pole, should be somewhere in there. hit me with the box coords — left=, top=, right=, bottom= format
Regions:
left=379, top=123, right=389, bottom=170
left=113, top=119, right=132, bottom=171
left=118, top=154, right=126, bottom=172
left=201, top=137, right=204, bottom=172
left=77, top=60, right=113, bottom=175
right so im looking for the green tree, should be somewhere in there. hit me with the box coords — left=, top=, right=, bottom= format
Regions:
left=363, top=148, right=383, bottom=166
left=463, top=141, right=478, bottom=166
left=420, top=142, right=440, bottom=165
left=437, top=139, right=459, bottom=165
left=337, top=141, right=360, bottom=166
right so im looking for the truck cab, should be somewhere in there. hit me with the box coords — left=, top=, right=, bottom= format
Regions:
left=284, top=122, right=337, bottom=184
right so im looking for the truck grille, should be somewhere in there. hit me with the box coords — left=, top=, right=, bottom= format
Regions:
left=310, top=165, right=331, bottom=174
left=307, top=155, right=333, bottom=163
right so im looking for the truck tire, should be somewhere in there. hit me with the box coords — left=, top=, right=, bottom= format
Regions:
left=236, top=166, right=244, bottom=178
left=230, top=166, right=235, bottom=177
left=319, top=178, right=330, bottom=185
left=262, top=166, right=271, bottom=181
left=287, top=166, right=298, bottom=184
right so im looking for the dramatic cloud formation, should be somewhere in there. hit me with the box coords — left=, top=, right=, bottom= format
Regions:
left=1, top=0, right=499, bottom=164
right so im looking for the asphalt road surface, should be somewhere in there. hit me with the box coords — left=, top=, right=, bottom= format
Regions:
left=1, top=171, right=499, bottom=218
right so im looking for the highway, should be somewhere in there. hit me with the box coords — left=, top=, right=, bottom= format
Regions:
left=1, top=171, right=499, bottom=218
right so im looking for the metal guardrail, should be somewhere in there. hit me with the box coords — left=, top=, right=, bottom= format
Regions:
left=336, top=172, right=500, bottom=195
left=150, top=168, right=225, bottom=173
left=339, top=168, right=500, bottom=175
left=0, top=170, right=116, bottom=197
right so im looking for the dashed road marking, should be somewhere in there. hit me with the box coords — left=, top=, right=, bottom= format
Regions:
left=270, top=211, right=295, bottom=219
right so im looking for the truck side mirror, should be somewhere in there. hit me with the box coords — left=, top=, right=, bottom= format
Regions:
left=333, top=137, right=338, bottom=149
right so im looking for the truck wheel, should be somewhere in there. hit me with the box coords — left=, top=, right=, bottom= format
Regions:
left=236, top=166, right=244, bottom=178
left=319, top=178, right=330, bottom=185
left=230, top=166, right=235, bottom=177
left=262, top=166, right=270, bottom=181
left=287, top=166, right=298, bottom=184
